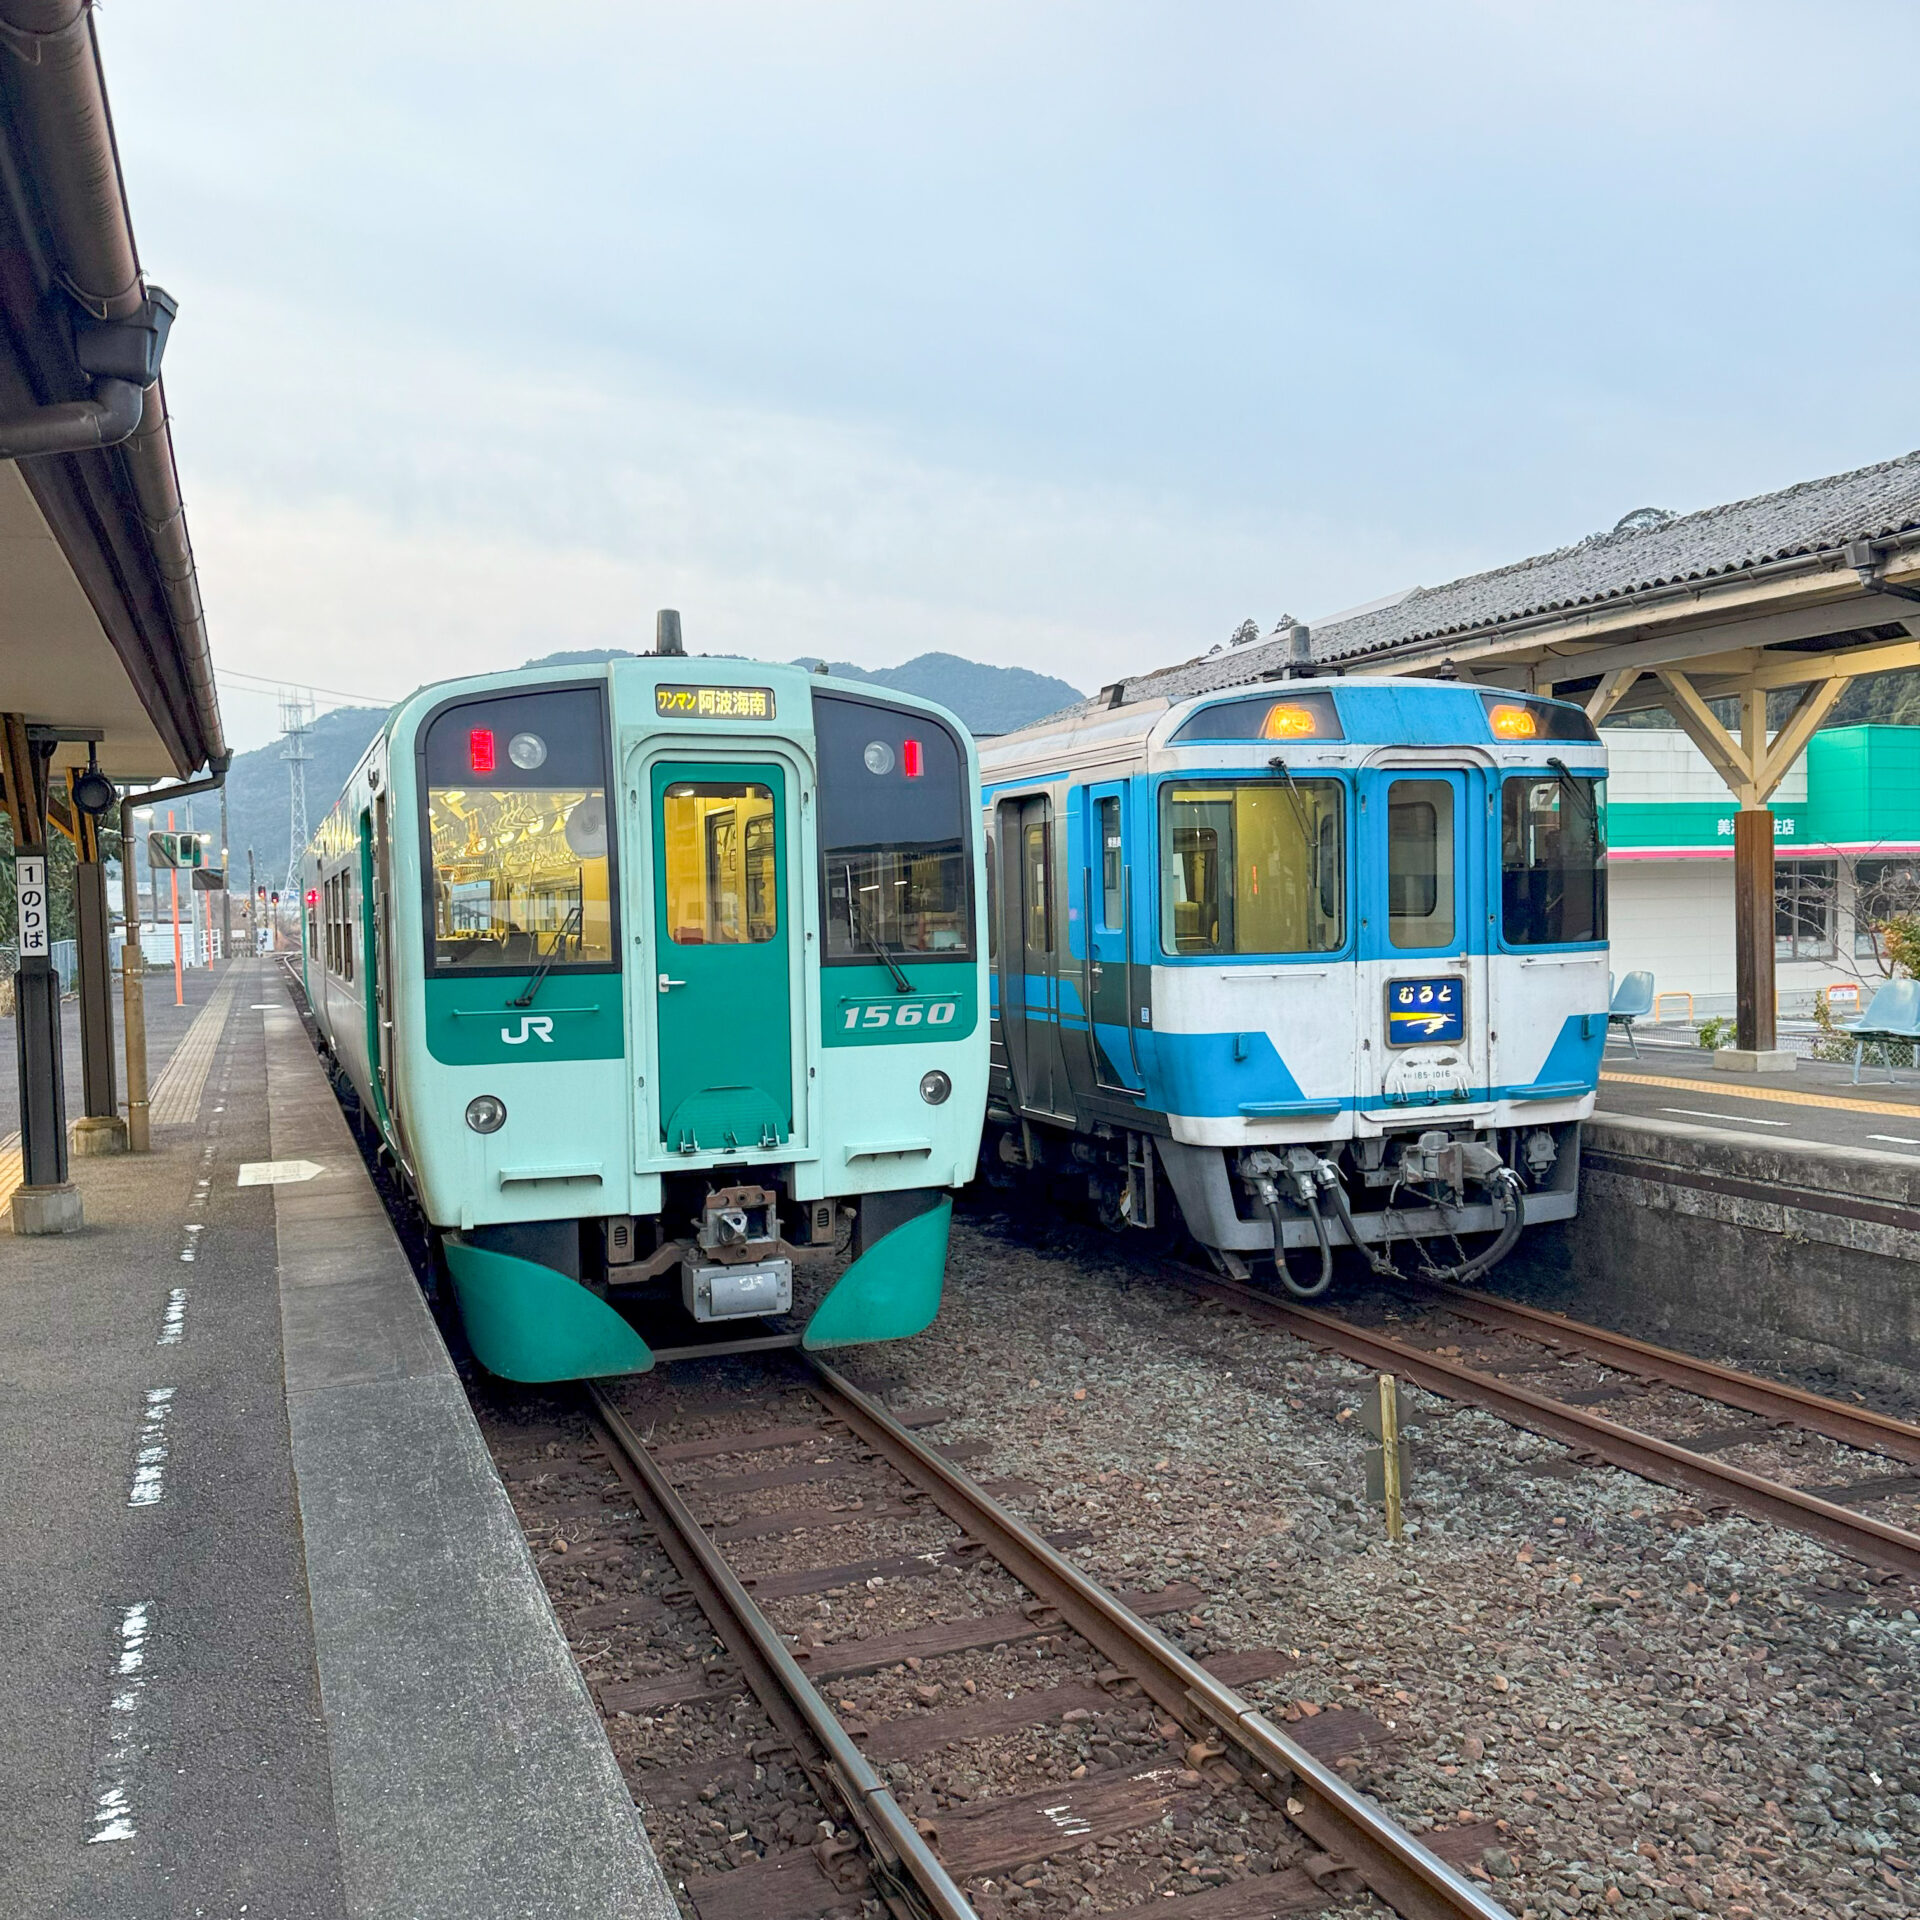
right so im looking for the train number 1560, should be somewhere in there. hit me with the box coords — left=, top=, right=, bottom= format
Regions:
left=841, top=999, right=959, bottom=1030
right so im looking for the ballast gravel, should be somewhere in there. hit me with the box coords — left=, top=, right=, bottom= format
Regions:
left=895, top=1206, right=1920, bottom=1920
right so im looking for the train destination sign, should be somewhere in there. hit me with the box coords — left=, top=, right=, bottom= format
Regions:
left=656, top=684, right=777, bottom=721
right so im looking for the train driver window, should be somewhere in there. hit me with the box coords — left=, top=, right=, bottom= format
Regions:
left=1160, top=779, right=1344, bottom=955
left=813, top=692, right=972, bottom=964
left=1387, top=779, right=1455, bottom=949
left=422, top=688, right=616, bottom=973
left=660, top=783, right=778, bottom=944
left=1501, top=774, right=1606, bottom=946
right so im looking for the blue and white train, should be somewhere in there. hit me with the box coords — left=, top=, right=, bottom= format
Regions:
left=978, top=679, right=1608, bottom=1294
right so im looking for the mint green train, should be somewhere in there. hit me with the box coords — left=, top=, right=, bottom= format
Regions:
left=300, top=654, right=987, bottom=1382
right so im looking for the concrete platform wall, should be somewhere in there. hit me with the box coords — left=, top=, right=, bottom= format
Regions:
left=1504, top=1116, right=1920, bottom=1373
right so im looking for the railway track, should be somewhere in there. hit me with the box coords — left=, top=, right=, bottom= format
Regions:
left=1166, top=1262, right=1920, bottom=1587
left=579, top=1359, right=1515, bottom=1920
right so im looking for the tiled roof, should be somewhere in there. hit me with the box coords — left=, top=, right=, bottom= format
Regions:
left=1076, top=447, right=1920, bottom=717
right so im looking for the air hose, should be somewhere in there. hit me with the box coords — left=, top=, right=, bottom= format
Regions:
left=1266, top=1193, right=1335, bottom=1300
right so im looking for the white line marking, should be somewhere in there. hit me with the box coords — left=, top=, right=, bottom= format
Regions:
left=236, top=1159, right=324, bottom=1187
left=157, top=1289, right=187, bottom=1346
left=1657, top=1107, right=1792, bottom=1128
left=87, top=1602, right=153, bottom=1843
left=127, top=1388, right=174, bottom=1508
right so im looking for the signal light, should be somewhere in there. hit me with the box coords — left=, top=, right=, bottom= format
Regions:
left=902, top=737, right=924, bottom=779
left=1488, top=704, right=1539, bottom=740
left=469, top=727, right=496, bottom=775
left=305, top=888, right=318, bottom=907
left=1259, top=702, right=1320, bottom=739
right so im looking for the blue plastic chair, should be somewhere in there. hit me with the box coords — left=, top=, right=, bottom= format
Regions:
left=1607, top=970, right=1655, bottom=1059
left=1852, top=979, right=1920, bottom=1084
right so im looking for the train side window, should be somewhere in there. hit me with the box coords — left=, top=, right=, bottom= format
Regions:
left=1160, top=780, right=1344, bottom=956
left=660, top=782, right=778, bottom=944
left=1098, top=797, right=1122, bottom=930
left=1387, top=779, right=1455, bottom=948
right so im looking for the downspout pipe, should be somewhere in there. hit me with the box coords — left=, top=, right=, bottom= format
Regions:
left=118, top=755, right=229, bottom=1151
left=0, top=0, right=225, bottom=767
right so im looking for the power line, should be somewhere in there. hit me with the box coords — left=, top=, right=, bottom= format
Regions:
left=217, top=667, right=399, bottom=707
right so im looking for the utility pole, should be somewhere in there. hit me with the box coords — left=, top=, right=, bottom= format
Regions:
left=247, top=846, right=257, bottom=956
left=219, top=780, right=231, bottom=960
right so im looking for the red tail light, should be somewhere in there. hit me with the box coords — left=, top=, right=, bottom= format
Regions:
left=305, top=888, right=318, bottom=907
left=902, top=737, right=924, bottom=779
left=469, top=728, right=496, bottom=775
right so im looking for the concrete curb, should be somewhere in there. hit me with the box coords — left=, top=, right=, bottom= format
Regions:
left=265, top=999, right=676, bottom=1920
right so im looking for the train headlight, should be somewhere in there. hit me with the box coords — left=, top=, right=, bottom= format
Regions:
left=465, top=1094, right=508, bottom=1134
left=508, top=731, right=548, bottom=770
left=919, top=1070, right=951, bottom=1106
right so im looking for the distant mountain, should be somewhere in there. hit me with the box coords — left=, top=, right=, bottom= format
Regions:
left=222, top=650, right=1080, bottom=882
left=220, top=705, right=388, bottom=894
left=788, top=652, right=1081, bottom=734
left=523, top=646, right=1082, bottom=734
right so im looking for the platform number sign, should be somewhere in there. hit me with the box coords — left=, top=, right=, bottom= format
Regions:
left=14, top=855, right=47, bottom=960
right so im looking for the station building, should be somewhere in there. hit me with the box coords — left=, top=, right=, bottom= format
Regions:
left=1603, top=724, right=1920, bottom=1016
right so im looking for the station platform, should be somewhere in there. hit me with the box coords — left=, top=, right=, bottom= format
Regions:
left=1599, top=1031, right=1920, bottom=1155
left=0, top=955, right=675, bottom=1920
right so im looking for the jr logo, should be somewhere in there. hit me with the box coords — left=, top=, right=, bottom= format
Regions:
left=500, top=1015, right=555, bottom=1045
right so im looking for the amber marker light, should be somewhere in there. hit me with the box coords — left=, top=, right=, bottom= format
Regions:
left=1488, top=704, right=1539, bottom=739
left=1259, top=702, right=1320, bottom=739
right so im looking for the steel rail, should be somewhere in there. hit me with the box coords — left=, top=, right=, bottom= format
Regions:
left=1409, top=1277, right=1920, bottom=1467
left=584, top=1383, right=980, bottom=1920
left=1166, top=1268, right=1920, bottom=1582
left=806, top=1356, right=1515, bottom=1920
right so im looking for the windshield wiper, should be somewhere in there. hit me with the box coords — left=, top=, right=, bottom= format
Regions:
left=509, top=903, right=582, bottom=1008
left=1267, top=754, right=1323, bottom=896
left=846, top=863, right=913, bottom=992
left=1545, top=757, right=1600, bottom=834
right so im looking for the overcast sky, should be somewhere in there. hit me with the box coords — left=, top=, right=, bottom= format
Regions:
left=101, top=2, right=1920, bottom=751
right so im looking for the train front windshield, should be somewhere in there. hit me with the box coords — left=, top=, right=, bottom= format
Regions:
left=814, top=692, right=973, bottom=962
left=1501, top=774, right=1606, bottom=946
left=421, top=687, right=616, bottom=971
left=1161, top=779, right=1344, bottom=955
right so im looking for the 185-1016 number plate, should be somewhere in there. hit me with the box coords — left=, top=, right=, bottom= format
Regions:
left=1386, top=976, right=1464, bottom=1046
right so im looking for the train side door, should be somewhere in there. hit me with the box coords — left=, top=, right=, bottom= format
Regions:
left=650, top=761, right=794, bottom=1153
left=370, top=794, right=400, bottom=1130
left=1359, top=765, right=1493, bottom=1109
left=1081, top=783, right=1143, bottom=1094
left=995, top=794, right=1070, bottom=1120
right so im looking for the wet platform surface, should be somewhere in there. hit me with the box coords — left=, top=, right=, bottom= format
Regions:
left=0, top=955, right=674, bottom=1920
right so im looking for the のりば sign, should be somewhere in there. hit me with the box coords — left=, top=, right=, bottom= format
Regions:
left=15, top=855, right=48, bottom=960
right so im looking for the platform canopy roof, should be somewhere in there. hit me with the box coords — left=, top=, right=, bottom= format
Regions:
left=0, top=0, right=224, bottom=785
left=1092, top=448, right=1920, bottom=798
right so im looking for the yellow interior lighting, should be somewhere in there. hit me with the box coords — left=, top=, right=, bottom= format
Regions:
left=1488, top=704, right=1539, bottom=739
left=1259, top=703, right=1320, bottom=740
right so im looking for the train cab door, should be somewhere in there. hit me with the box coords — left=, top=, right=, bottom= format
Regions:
left=1359, top=764, right=1493, bottom=1111
left=995, top=794, right=1071, bottom=1121
left=1079, top=783, right=1144, bottom=1095
left=649, top=761, right=795, bottom=1154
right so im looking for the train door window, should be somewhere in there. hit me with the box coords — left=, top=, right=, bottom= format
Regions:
left=306, top=892, right=319, bottom=963
left=984, top=829, right=997, bottom=963
left=660, top=782, right=778, bottom=944
left=1387, top=779, right=1454, bottom=948
left=1098, top=797, right=1123, bottom=930
left=1022, top=819, right=1052, bottom=955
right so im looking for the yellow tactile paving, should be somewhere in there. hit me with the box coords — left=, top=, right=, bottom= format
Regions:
left=0, top=1129, right=21, bottom=1209
left=1599, top=1071, right=1920, bottom=1121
